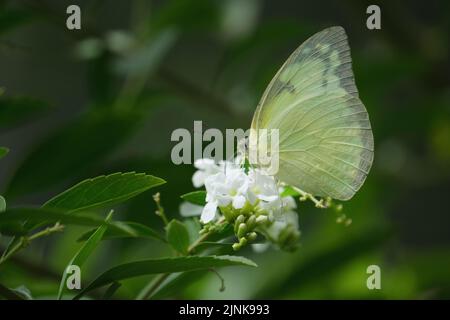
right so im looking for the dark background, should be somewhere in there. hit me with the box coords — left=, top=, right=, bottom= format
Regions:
left=0, top=0, right=449, bottom=299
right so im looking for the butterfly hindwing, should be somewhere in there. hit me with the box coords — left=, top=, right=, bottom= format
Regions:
left=251, top=26, right=374, bottom=200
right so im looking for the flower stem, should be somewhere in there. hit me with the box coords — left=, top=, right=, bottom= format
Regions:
left=153, top=192, right=169, bottom=226
left=292, top=187, right=326, bottom=208
left=187, top=231, right=210, bottom=254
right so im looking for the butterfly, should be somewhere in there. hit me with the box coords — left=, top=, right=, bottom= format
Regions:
left=248, top=26, right=374, bottom=201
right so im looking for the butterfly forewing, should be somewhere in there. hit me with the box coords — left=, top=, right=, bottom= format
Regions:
left=250, top=26, right=374, bottom=200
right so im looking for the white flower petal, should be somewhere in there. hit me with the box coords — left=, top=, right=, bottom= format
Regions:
left=282, top=196, right=297, bottom=210
left=251, top=242, right=271, bottom=253
left=192, top=171, right=206, bottom=188
left=200, top=201, right=218, bottom=223
left=246, top=191, right=258, bottom=205
left=216, top=195, right=232, bottom=207
left=259, top=194, right=279, bottom=202
left=194, top=158, right=215, bottom=170
left=232, top=195, right=246, bottom=209
left=179, top=201, right=203, bottom=217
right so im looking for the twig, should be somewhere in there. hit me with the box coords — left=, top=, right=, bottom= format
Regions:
left=0, top=223, right=64, bottom=265
left=292, top=187, right=326, bottom=208
left=153, top=192, right=169, bottom=226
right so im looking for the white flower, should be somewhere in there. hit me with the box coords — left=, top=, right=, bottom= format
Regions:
left=248, top=169, right=279, bottom=203
left=265, top=210, right=299, bottom=238
left=192, top=158, right=221, bottom=188
left=281, top=193, right=297, bottom=211
left=192, top=158, right=244, bottom=188
left=179, top=201, right=204, bottom=217
left=201, top=200, right=219, bottom=223
left=191, top=159, right=298, bottom=229
left=200, top=168, right=249, bottom=223
left=188, top=158, right=302, bottom=250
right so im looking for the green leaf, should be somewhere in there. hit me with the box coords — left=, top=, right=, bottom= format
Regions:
left=0, top=222, right=27, bottom=236
left=0, top=196, right=5, bottom=213
left=77, top=221, right=166, bottom=243
left=180, top=191, right=206, bottom=206
left=166, top=219, right=190, bottom=255
left=43, top=172, right=165, bottom=212
left=57, top=212, right=113, bottom=299
left=11, top=285, right=33, bottom=300
left=0, top=207, right=135, bottom=236
left=102, top=282, right=122, bottom=300
left=191, top=241, right=236, bottom=252
left=0, top=283, right=30, bottom=300
left=0, top=147, right=9, bottom=160
left=74, top=255, right=257, bottom=299
left=148, top=271, right=204, bottom=299
left=0, top=207, right=104, bottom=225
left=280, top=186, right=300, bottom=197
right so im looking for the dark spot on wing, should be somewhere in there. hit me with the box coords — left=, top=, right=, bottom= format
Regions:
left=285, top=81, right=296, bottom=93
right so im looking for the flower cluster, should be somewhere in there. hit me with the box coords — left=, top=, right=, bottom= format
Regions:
left=188, top=158, right=301, bottom=251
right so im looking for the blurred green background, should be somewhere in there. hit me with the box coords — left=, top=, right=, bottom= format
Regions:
left=0, top=0, right=449, bottom=299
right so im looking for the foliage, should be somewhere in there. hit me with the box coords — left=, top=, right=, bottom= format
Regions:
left=0, top=0, right=449, bottom=300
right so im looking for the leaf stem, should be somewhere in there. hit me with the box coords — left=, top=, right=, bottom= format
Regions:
left=28, top=222, right=64, bottom=241
left=0, top=223, right=64, bottom=265
left=187, top=231, right=211, bottom=254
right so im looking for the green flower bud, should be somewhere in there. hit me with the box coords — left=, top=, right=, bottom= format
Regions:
left=336, top=214, right=346, bottom=224
left=236, top=214, right=246, bottom=225
left=234, top=215, right=246, bottom=233
left=232, top=237, right=248, bottom=251
left=256, top=215, right=268, bottom=225
left=237, top=223, right=247, bottom=238
left=247, top=232, right=257, bottom=242
left=220, top=204, right=239, bottom=222
left=246, top=215, right=256, bottom=229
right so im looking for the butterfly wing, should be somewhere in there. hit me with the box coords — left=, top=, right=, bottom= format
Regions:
left=250, top=26, right=374, bottom=200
